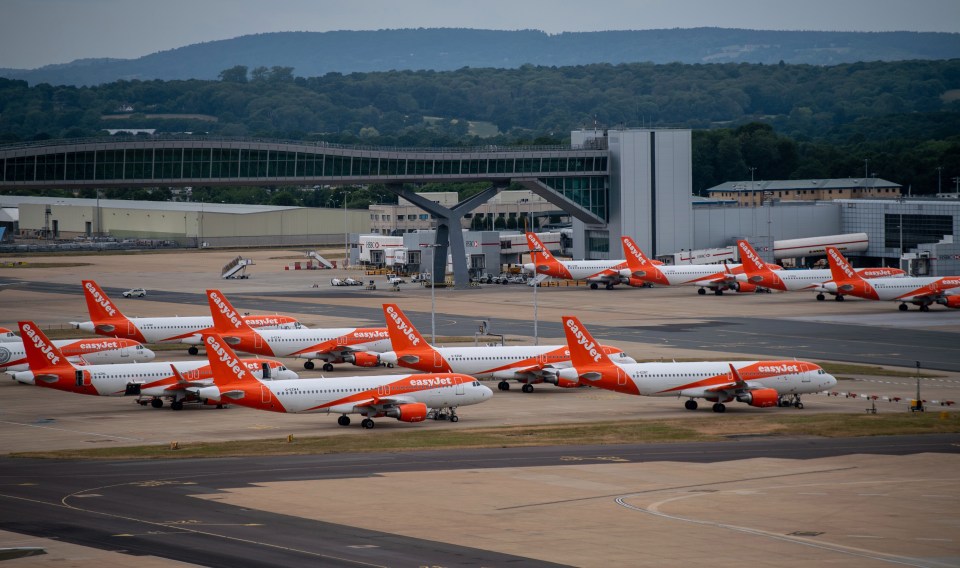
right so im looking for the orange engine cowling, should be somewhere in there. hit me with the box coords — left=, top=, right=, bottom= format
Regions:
left=735, top=282, right=761, bottom=294
left=385, top=402, right=428, bottom=423
left=736, top=388, right=779, bottom=408
left=552, top=376, right=580, bottom=388
left=939, top=296, right=960, bottom=309
left=626, top=277, right=650, bottom=288
left=348, top=352, right=381, bottom=367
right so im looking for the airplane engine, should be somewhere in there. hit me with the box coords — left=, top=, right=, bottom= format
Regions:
left=553, top=376, right=580, bottom=388
left=736, top=388, right=779, bottom=408
left=938, top=296, right=960, bottom=309
left=385, top=402, right=428, bottom=423
left=626, top=277, right=651, bottom=288
left=734, top=282, right=763, bottom=293
left=347, top=352, right=381, bottom=367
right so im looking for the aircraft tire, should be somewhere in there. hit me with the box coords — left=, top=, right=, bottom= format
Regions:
left=188, top=346, right=199, bottom=355
left=697, top=288, right=706, bottom=295
left=337, top=415, right=350, bottom=426
left=522, top=384, right=534, bottom=393
left=899, top=304, right=909, bottom=311
left=171, top=400, right=184, bottom=411
left=450, top=415, right=459, bottom=423
left=684, top=399, right=698, bottom=410
left=498, top=381, right=510, bottom=391
left=323, top=363, right=334, bottom=372
left=151, top=398, right=163, bottom=409
left=816, top=294, right=825, bottom=301
left=712, top=402, right=726, bottom=413
left=361, top=418, right=375, bottom=429
left=304, top=361, right=315, bottom=370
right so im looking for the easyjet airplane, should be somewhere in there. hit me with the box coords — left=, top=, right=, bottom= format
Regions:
left=0, top=334, right=154, bottom=372
left=206, top=289, right=391, bottom=370
left=377, top=303, right=637, bottom=392
left=71, top=280, right=301, bottom=354
left=559, top=316, right=836, bottom=412
left=621, top=236, right=780, bottom=295
left=186, top=333, right=492, bottom=428
left=822, top=247, right=960, bottom=311
left=0, top=327, right=17, bottom=340
left=523, top=232, right=634, bottom=289
left=15, top=321, right=297, bottom=410
left=735, top=239, right=904, bottom=300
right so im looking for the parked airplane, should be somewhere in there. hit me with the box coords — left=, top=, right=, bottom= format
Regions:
left=823, top=247, right=960, bottom=311
left=187, top=333, right=492, bottom=428
left=377, top=303, right=636, bottom=392
left=621, top=236, right=780, bottom=295
left=14, top=321, right=296, bottom=409
left=0, top=334, right=154, bottom=372
left=71, top=280, right=301, bottom=354
left=523, top=232, right=632, bottom=289
left=735, top=240, right=905, bottom=299
left=206, top=289, right=391, bottom=370
left=0, top=327, right=17, bottom=340
left=558, top=316, right=836, bottom=412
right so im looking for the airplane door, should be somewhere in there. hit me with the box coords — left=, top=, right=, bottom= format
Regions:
left=254, top=333, right=264, bottom=350
left=455, top=376, right=464, bottom=396
left=261, top=362, right=271, bottom=380
left=260, top=385, right=273, bottom=404
left=120, top=345, right=130, bottom=358
left=127, top=321, right=137, bottom=338
left=433, top=352, right=444, bottom=369
left=617, top=368, right=627, bottom=387
left=377, top=385, right=391, bottom=397
left=337, top=335, right=347, bottom=346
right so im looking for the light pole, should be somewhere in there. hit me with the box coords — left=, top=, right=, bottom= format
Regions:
left=420, top=243, right=440, bottom=343
left=936, top=166, right=943, bottom=194
left=864, top=158, right=869, bottom=179
left=342, top=192, right=349, bottom=267
left=530, top=247, right=542, bottom=345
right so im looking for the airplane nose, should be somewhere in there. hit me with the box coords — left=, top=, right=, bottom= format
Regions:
left=142, top=348, right=156, bottom=361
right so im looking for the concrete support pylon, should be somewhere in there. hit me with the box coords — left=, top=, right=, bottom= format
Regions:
left=384, top=184, right=503, bottom=290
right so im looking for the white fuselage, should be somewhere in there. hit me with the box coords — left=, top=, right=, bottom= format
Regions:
left=0, top=339, right=155, bottom=372
left=14, top=359, right=297, bottom=395
left=203, top=374, right=493, bottom=414
left=655, top=265, right=741, bottom=287
left=380, top=344, right=636, bottom=378
left=234, top=328, right=392, bottom=359
left=823, top=276, right=960, bottom=301
left=74, top=316, right=299, bottom=344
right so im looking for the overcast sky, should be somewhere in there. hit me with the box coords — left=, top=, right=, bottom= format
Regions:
left=1, top=0, right=958, bottom=69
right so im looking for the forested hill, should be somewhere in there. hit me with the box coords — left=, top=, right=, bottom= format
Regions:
left=3, top=27, right=960, bottom=86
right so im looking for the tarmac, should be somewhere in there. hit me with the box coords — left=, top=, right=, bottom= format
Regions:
left=1, top=247, right=958, bottom=567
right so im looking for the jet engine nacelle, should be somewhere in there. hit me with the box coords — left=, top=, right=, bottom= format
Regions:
left=347, top=352, right=381, bottom=367
left=735, top=282, right=761, bottom=293
left=553, top=376, right=580, bottom=388
left=625, top=277, right=651, bottom=288
left=385, top=402, right=428, bottom=423
left=736, top=388, right=779, bottom=408
left=938, top=296, right=960, bottom=309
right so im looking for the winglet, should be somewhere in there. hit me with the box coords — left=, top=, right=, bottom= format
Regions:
left=206, top=290, right=256, bottom=333
left=18, top=321, right=74, bottom=374
left=728, top=363, right=748, bottom=389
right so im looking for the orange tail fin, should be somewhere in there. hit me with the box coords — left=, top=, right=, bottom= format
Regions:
left=525, top=232, right=556, bottom=267
left=202, top=333, right=256, bottom=388
left=81, top=280, right=126, bottom=324
left=18, top=321, right=74, bottom=373
left=207, top=290, right=256, bottom=333
left=621, top=236, right=667, bottom=285
left=736, top=240, right=778, bottom=285
left=382, top=304, right=433, bottom=352
left=825, top=247, right=865, bottom=285
left=561, top=316, right=614, bottom=370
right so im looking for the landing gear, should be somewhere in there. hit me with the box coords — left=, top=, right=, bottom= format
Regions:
left=170, top=399, right=184, bottom=411
left=498, top=381, right=510, bottom=391
left=450, top=414, right=459, bottom=423
left=605, top=283, right=614, bottom=290
left=714, top=289, right=724, bottom=296
left=304, top=361, right=315, bottom=370
left=337, top=415, right=350, bottom=426
left=521, top=383, right=535, bottom=393
left=323, top=363, right=334, bottom=372
left=684, top=399, right=698, bottom=411
left=430, top=408, right=460, bottom=422
left=816, top=293, right=825, bottom=301
left=712, top=402, right=726, bottom=413
left=361, top=418, right=375, bottom=429
left=590, top=283, right=599, bottom=290
left=835, top=294, right=845, bottom=301
left=697, top=288, right=706, bottom=295
left=919, top=304, right=930, bottom=312
left=899, top=303, right=909, bottom=311
left=188, top=346, right=199, bottom=356
left=150, top=397, right=163, bottom=409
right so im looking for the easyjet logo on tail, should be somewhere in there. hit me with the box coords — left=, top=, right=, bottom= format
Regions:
left=85, top=281, right=117, bottom=317
left=209, top=292, right=245, bottom=329
left=205, top=335, right=245, bottom=380
left=526, top=233, right=553, bottom=260
left=21, top=323, right=61, bottom=367
left=622, top=237, right=648, bottom=265
left=564, top=318, right=602, bottom=363
left=385, top=305, right=420, bottom=346
left=828, top=248, right=858, bottom=280
left=738, top=242, right=765, bottom=270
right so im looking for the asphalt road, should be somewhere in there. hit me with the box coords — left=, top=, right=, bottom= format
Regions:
left=1, top=435, right=957, bottom=568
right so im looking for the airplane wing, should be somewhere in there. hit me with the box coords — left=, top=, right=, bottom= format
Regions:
left=324, top=394, right=419, bottom=414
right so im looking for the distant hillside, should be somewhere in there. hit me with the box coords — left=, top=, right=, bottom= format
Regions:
left=3, top=27, right=959, bottom=86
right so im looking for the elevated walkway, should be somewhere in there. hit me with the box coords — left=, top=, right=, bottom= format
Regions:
left=222, top=256, right=254, bottom=279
